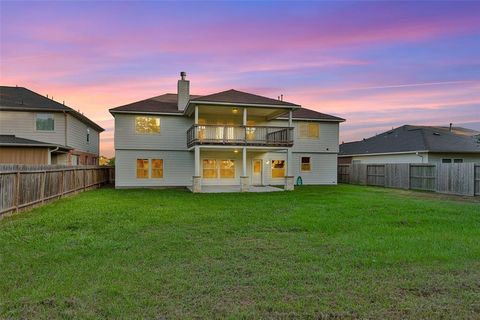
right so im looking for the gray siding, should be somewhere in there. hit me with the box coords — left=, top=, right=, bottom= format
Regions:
left=114, top=114, right=192, bottom=150
left=0, top=110, right=66, bottom=145
left=427, top=153, right=480, bottom=163
left=115, top=150, right=194, bottom=187
left=67, top=114, right=100, bottom=154
left=349, top=153, right=429, bottom=164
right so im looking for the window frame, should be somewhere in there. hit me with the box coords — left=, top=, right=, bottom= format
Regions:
left=136, top=159, right=149, bottom=179
left=135, top=116, right=161, bottom=135
left=151, top=159, right=164, bottom=179
left=299, top=122, right=319, bottom=139
left=271, top=160, right=286, bottom=178
left=202, top=159, right=217, bottom=179
left=219, top=159, right=236, bottom=179
left=35, top=113, right=55, bottom=132
left=301, top=157, right=311, bottom=172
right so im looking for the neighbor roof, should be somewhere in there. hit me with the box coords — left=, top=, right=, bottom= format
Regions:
left=189, top=89, right=300, bottom=107
left=0, top=86, right=104, bottom=132
left=0, top=135, right=60, bottom=148
left=339, top=125, right=480, bottom=156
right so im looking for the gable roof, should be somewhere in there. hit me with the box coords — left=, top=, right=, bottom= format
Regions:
left=0, top=134, right=62, bottom=148
left=110, top=93, right=202, bottom=114
left=0, top=86, right=104, bottom=132
left=279, top=107, right=344, bottom=122
left=109, top=91, right=343, bottom=121
left=339, top=125, right=480, bottom=156
left=189, top=89, right=300, bottom=107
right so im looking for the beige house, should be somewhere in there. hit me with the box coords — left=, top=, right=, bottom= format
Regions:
left=110, top=72, right=345, bottom=192
left=0, top=86, right=104, bottom=165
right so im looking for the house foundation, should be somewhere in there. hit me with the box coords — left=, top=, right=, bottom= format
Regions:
left=285, top=176, right=295, bottom=191
left=240, top=176, right=249, bottom=192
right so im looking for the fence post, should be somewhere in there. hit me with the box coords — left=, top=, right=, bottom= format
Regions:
left=15, top=171, right=20, bottom=213
left=40, top=171, right=46, bottom=204
left=84, top=168, right=87, bottom=191
left=60, top=169, right=65, bottom=198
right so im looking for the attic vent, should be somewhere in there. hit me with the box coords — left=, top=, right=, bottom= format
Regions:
left=387, top=131, right=394, bottom=135
left=433, top=132, right=440, bottom=136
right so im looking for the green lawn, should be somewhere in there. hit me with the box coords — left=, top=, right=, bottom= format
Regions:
left=0, top=185, right=479, bottom=319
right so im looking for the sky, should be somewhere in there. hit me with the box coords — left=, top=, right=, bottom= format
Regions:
left=1, top=1, right=480, bottom=158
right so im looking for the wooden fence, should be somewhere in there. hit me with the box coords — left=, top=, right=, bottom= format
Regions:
left=0, top=164, right=114, bottom=216
left=338, top=163, right=480, bottom=196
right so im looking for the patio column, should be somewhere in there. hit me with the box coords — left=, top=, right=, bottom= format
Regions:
left=194, top=105, right=199, bottom=124
left=285, top=148, right=294, bottom=191
left=192, top=146, right=201, bottom=193
left=240, top=147, right=249, bottom=192
left=288, top=109, right=293, bottom=127
left=243, top=107, right=247, bottom=125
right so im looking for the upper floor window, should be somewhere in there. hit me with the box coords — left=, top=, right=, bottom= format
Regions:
left=36, top=113, right=54, bottom=131
left=86, top=128, right=90, bottom=143
left=135, top=116, right=160, bottom=134
left=299, top=122, right=319, bottom=138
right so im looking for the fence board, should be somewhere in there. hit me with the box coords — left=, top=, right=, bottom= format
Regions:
left=436, top=163, right=475, bottom=196
left=0, top=165, right=114, bottom=216
left=339, top=162, right=478, bottom=197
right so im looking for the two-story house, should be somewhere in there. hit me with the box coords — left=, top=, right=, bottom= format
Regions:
left=110, top=72, right=344, bottom=192
left=0, top=86, right=104, bottom=165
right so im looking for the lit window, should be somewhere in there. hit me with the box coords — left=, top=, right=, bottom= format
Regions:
left=135, top=116, right=160, bottom=134
left=152, top=159, right=164, bottom=178
left=203, top=159, right=217, bottom=179
left=220, top=160, right=235, bottom=178
left=36, top=113, right=55, bottom=131
left=271, top=160, right=285, bottom=178
left=299, top=122, right=319, bottom=138
left=246, top=120, right=256, bottom=140
left=136, top=159, right=149, bottom=178
left=301, top=157, right=311, bottom=171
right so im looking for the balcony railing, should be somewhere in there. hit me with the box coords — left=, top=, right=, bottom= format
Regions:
left=187, top=124, right=294, bottom=148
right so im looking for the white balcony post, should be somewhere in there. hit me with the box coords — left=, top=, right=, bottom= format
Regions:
left=192, top=146, right=201, bottom=192
left=243, top=107, right=247, bottom=125
left=194, top=146, right=200, bottom=176
left=194, top=105, right=199, bottom=124
left=242, top=147, right=247, bottom=177
left=288, top=109, right=293, bottom=127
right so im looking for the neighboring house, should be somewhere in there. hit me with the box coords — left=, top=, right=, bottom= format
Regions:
left=0, top=86, right=104, bottom=165
left=110, top=72, right=345, bottom=192
left=339, top=125, right=480, bottom=164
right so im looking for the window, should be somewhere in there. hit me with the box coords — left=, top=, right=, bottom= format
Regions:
left=136, top=159, right=149, bottom=178
left=36, top=113, right=54, bottom=131
left=271, top=160, right=285, bottom=178
left=220, top=160, right=235, bottom=178
left=86, top=128, right=90, bottom=143
left=135, top=116, right=160, bottom=134
left=454, top=159, right=463, bottom=163
left=246, top=120, right=256, bottom=140
left=442, top=159, right=452, bottom=163
left=301, top=157, right=311, bottom=171
left=203, top=159, right=217, bottom=178
left=299, top=122, right=319, bottom=138
left=151, top=159, right=164, bottom=178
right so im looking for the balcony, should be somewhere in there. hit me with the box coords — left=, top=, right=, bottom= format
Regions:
left=187, top=124, right=294, bottom=148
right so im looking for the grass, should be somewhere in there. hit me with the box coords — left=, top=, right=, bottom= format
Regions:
left=0, top=185, right=479, bottom=319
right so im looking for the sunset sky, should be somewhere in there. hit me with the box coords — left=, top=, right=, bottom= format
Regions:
left=1, top=1, right=479, bottom=158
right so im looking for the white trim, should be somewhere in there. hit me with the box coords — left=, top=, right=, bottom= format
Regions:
left=110, top=110, right=183, bottom=116
left=277, top=117, right=344, bottom=123
left=187, top=101, right=300, bottom=110
left=338, top=150, right=429, bottom=157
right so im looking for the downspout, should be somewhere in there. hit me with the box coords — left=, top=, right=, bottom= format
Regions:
left=48, top=146, right=59, bottom=165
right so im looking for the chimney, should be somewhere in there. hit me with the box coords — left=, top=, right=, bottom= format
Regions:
left=177, top=71, right=189, bottom=111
